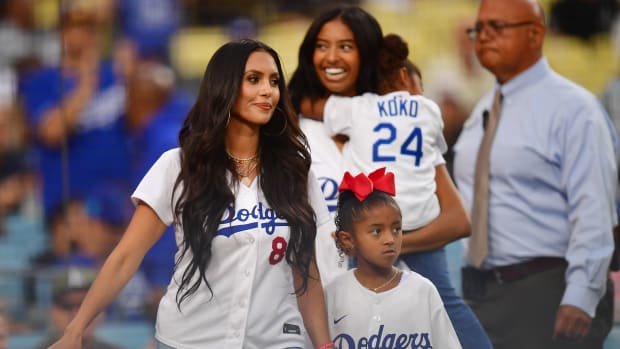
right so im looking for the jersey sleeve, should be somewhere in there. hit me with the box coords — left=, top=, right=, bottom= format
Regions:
left=308, top=168, right=345, bottom=286
left=427, top=280, right=463, bottom=348
left=131, top=148, right=181, bottom=225
left=308, top=168, right=335, bottom=232
left=431, top=152, right=447, bottom=167
left=423, top=97, right=448, bottom=155
left=324, top=95, right=354, bottom=137
left=323, top=272, right=350, bottom=339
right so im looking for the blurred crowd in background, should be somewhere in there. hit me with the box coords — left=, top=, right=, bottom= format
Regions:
left=0, top=0, right=619, bottom=348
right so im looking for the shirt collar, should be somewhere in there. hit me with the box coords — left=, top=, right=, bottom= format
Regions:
left=497, top=57, right=550, bottom=98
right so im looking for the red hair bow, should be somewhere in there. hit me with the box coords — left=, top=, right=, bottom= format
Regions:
left=338, top=167, right=396, bottom=201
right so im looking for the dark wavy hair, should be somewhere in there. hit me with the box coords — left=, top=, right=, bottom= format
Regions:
left=376, top=34, right=423, bottom=95
left=377, top=33, right=409, bottom=92
left=172, top=39, right=316, bottom=307
left=288, top=6, right=383, bottom=113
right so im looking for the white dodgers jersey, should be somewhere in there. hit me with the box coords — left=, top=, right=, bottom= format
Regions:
left=300, top=117, right=348, bottom=286
left=324, top=92, right=448, bottom=230
left=325, top=270, right=462, bottom=349
left=132, top=148, right=332, bottom=349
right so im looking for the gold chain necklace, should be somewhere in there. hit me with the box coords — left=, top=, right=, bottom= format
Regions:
left=359, top=267, right=401, bottom=293
left=226, top=151, right=259, bottom=178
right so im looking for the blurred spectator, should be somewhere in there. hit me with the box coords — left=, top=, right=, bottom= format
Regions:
left=126, top=61, right=191, bottom=185
left=31, top=198, right=84, bottom=268
left=19, top=0, right=131, bottom=222
left=0, top=0, right=60, bottom=75
left=38, top=186, right=130, bottom=268
left=114, top=0, right=181, bottom=63
left=125, top=60, right=192, bottom=321
left=32, top=267, right=123, bottom=349
left=0, top=66, right=34, bottom=235
left=227, top=16, right=258, bottom=41
left=423, top=18, right=494, bottom=176
left=29, top=186, right=151, bottom=322
left=425, top=18, right=494, bottom=148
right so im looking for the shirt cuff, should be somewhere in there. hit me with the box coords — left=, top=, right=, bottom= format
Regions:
left=561, top=283, right=603, bottom=317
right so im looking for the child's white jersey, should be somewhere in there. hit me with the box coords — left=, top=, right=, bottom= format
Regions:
left=325, top=269, right=462, bottom=349
left=299, top=117, right=348, bottom=286
left=324, top=92, right=448, bottom=230
left=131, top=148, right=332, bottom=349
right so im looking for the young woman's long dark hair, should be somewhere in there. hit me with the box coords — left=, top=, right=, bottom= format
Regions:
left=172, top=39, right=316, bottom=307
left=288, top=5, right=383, bottom=113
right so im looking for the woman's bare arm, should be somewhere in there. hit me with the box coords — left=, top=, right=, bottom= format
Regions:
left=48, top=203, right=168, bottom=349
left=294, top=256, right=332, bottom=348
left=400, top=164, right=471, bottom=254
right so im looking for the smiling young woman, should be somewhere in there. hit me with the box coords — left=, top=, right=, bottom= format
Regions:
left=311, top=18, right=361, bottom=97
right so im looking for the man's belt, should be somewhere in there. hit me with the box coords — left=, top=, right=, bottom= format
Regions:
left=482, top=257, right=567, bottom=284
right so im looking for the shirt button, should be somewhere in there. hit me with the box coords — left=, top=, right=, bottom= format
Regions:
left=373, top=315, right=381, bottom=322
left=244, top=269, right=251, bottom=277
left=248, top=236, right=255, bottom=243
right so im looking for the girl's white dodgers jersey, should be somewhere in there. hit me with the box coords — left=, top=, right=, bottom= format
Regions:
left=325, top=269, right=462, bottom=349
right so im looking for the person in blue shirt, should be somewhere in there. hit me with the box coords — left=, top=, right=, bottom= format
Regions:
left=125, top=60, right=193, bottom=320
left=29, top=185, right=150, bottom=323
left=116, top=0, right=181, bottom=63
left=453, top=1, right=617, bottom=348
left=19, top=3, right=130, bottom=221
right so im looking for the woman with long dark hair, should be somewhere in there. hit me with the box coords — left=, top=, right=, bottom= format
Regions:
left=288, top=5, right=384, bottom=285
left=48, top=39, right=334, bottom=349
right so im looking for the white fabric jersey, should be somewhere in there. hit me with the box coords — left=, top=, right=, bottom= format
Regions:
left=325, top=269, right=462, bottom=349
left=299, top=117, right=348, bottom=286
left=324, top=92, right=448, bottom=230
left=131, top=148, right=332, bottom=349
